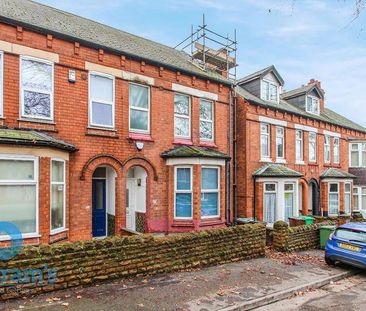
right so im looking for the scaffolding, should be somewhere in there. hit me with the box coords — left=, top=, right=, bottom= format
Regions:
left=174, top=15, right=238, bottom=81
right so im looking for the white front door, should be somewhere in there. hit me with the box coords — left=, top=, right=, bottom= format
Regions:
left=126, top=179, right=136, bottom=231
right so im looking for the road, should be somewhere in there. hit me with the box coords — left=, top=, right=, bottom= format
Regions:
left=256, top=273, right=366, bottom=311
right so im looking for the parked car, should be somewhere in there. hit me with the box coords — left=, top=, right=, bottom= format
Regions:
left=325, top=222, right=366, bottom=269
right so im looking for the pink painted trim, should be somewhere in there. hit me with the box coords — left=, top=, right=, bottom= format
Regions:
left=199, top=141, right=217, bottom=148
left=173, top=138, right=193, bottom=146
left=128, top=133, right=154, bottom=142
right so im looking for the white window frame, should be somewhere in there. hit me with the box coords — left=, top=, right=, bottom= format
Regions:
left=328, top=182, right=339, bottom=216
left=0, top=50, right=3, bottom=117
left=306, top=95, right=320, bottom=115
left=199, top=99, right=214, bottom=142
left=261, top=123, right=271, bottom=160
left=295, top=130, right=303, bottom=161
left=263, top=182, right=277, bottom=223
left=276, top=126, right=285, bottom=160
left=20, top=56, right=54, bottom=121
left=324, top=135, right=331, bottom=163
left=0, top=154, right=39, bottom=240
left=201, top=166, right=220, bottom=219
left=284, top=182, right=296, bottom=221
left=174, top=93, right=191, bottom=139
left=309, top=132, right=317, bottom=162
left=353, top=187, right=360, bottom=210
left=344, top=183, right=352, bottom=214
left=88, top=71, right=115, bottom=129
left=261, top=79, right=279, bottom=103
left=129, top=82, right=150, bottom=134
left=50, top=159, right=66, bottom=234
left=174, top=166, right=193, bottom=220
left=333, top=137, right=340, bottom=164
left=349, top=143, right=366, bottom=168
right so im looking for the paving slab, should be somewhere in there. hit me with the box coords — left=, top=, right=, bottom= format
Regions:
left=0, top=249, right=352, bottom=311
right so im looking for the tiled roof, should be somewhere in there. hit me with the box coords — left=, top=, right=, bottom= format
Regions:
left=282, top=83, right=324, bottom=99
left=0, top=0, right=230, bottom=85
left=253, top=164, right=303, bottom=178
left=320, top=168, right=356, bottom=179
left=161, top=145, right=230, bottom=159
left=237, top=65, right=284, bottom=85
left=0, top=128, right=77, bottom=152
left=235, top=86, right=366, bottom=133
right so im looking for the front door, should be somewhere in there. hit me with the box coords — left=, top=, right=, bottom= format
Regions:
left=92, top=179, right=106, bottom=237
left=126, top=179, right=136, bottom=231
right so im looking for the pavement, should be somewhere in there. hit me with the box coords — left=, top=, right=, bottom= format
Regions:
left=0, top=249, right=357, bottom=311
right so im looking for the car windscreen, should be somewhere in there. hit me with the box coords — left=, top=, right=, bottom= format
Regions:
left=335, top=228, right=366, bottom=243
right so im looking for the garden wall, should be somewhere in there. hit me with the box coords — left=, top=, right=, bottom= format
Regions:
left=0, top=224, right=266, bottom=300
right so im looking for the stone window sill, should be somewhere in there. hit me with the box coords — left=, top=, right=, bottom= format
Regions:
left=199, top=141, right=217, bottom=148
left=86, top=127, right=119, bottom=139
left=128, top=132, right=154, bottom=142
left=260, top=158, right=273, bottom=163
left=174, top=138, right=193, bottom=146
left=171, top=220, right=194, bottom=227
left=199, top=219, right=224, bottom=227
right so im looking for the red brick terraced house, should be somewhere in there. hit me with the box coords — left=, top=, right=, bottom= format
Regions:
left=0, top=0, right=234, bottom=245
left=235, top=65, right=366, bottom=224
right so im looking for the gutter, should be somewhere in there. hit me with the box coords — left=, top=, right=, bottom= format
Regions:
left=0, top=16, right=233, bottom=87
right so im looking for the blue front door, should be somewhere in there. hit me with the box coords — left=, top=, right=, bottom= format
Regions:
left=92, top=179, right=106, bottom=237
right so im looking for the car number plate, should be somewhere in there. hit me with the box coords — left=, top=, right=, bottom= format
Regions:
left=338, top=243, right=361, bottom=252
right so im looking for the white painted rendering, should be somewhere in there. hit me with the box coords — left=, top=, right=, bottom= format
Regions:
left=166, top=157, right=226, bottom=166
left=259, top=116, right=287, bottom=127
left=171, top=83, right=218, bottom=101
left=323, top=130, right=341, bottom=138
left=294, top=124, right=318, bottom=133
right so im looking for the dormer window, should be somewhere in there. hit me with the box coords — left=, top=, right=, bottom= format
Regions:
left=306, top=96, right=320, bottom=115
left=261, top=80, right=278, bottom=103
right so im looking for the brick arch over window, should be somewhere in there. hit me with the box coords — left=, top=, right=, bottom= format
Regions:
left=121, top=156, right=158, bottom=181
left=80, top=154, right=124, bottom=180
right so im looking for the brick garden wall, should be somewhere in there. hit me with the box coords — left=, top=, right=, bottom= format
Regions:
left=0, top=224, right=266, bottom=300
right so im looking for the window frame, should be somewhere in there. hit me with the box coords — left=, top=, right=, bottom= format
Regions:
left=174, top=93, right=191, bottom=139
left=306, top=95, right=320, bottom=115
left=324, top=135, right=331, bottom=163
left=129, top=82, right=150, bottom=134
left=333, top=137, right=340, bottom=164
left=201, top=166, right=220, bottom=219
left=349, top=143, right=366, bottom=168
left=276, top=126, right=285, bottom=160
left=284, top=182, right=295, bottom=221
left=199, top=99, right=215, bottom=142
left=261, top=123, right=271, bottom=159
left=328, top=182, right=339, bottom=216
left=174, top=166, right=193, bottom=220
left=309, top=132, right=317, bottom=162
left=88, top=71, right=115, bottom=129
left=19, top=56, right=54, bottom=121
left=0, top=50, right=3, bottom=117
left=344, top=183, right=352, bottom=215
left=0, top=154, right=39, bottom=239
left=50, top=158, right=66, bottom=234
left=353, top=186, right=360, bottom=210
left=261, top=79, right=279, bottom=103
left=263, top=182, right=277, bottom=223
left=295, top=130, right=303, bottom=161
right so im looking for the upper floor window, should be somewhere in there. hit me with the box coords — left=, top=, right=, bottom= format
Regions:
left=174, top=167, right=192, bottom=219
left=0, top=51, right=3, bottom=117
left=334, top=137, right=340, bottom=164
left=261, top=123, right=270, bottom=159
left=200, top=99, right=214, bottom=141
left=201, top=167, right=220, bottom=218
left=324, top=135, right=331, bottom=163
left=295, top=130, right=303, bottom=161
left=174, top=94, right=190, bottom=139
left=89, top=72, right=115, bottom=128
left=129, top=83, right=150, bottom=133
left=276, top=127, right=285, bottom=159
left=51, top=160, right=66, bottom=232
left=20, top=57, right=53, bottom=120
left=306, top=96, right=320, bottom=115
left=261, top=80, right=278, bottom=102
left=350, top=143, right=366, bottom=167
left=309, top=132, right=317, bottom=162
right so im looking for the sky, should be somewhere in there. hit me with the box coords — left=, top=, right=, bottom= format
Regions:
left=37, top=0, right=366, bottom=126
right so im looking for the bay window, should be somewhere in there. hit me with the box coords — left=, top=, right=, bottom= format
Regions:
left=306, top=96, right=320, bottom=115
left=345, top=183, right=351, bottom=214
left=129, top=83, right=150, bottom=133
left=276, top=127, right=285, bottom=159
left=284, top=183, right=294, bottom=221
left=174, top=94, right=190, bottom=139
left=174, top=167, right=192, bottom=219
left=324, top=135, right=331, bottom=163
left=261, top=80, right=278, bottom=102
left=201, top=167, right=220, bottom=218
left=20, top=57, right=53, bottom=120
left=199, top=99, right=214, bottom=141
left=51, top=160, right=66, bottom=232
left=309, top=132, right=317, bottom=162
left=295, top=130, right=303, bottom=161
left=0, top=156, right=38, bottom=236
left=334, top=137, right=340, bottom=164
left=329, top=183, right=339, bottom=215
left=89, top=72, right=115, bottom=128
left=261, top=123, right=270, bottom=159
left=350, top=143, right=366, bottom=167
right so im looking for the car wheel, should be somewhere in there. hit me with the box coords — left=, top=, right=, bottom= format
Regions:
left=325, top=256, right=335, bottom=266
